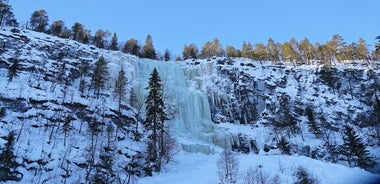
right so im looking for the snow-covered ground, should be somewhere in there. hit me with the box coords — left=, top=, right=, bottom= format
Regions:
left=0, top=28, right=379, bottom=184
left=140, top=151, right=380, bottom=184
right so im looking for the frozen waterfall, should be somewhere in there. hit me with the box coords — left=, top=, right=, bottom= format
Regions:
left=133, top=59, right=231, bottom=154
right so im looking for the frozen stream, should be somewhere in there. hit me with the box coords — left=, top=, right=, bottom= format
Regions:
left=133, top=59, right=230, bottom=154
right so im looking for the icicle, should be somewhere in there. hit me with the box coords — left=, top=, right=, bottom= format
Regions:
left=134, top=59, right=231, bottom=154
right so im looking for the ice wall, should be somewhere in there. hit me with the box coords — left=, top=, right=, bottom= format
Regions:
left=134, top=59, right=231, bottom=154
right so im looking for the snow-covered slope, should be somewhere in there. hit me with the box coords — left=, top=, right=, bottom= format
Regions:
left=0, top=28, right=379, bottom=183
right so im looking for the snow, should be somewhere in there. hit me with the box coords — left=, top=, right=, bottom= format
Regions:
left=0, top=27, right=379, bottom=184
left=139, top=151, right=380, bottom=184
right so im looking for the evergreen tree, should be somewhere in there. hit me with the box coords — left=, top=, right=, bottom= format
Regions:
left=281, top=42, right=298, bottom=62
left=114, top=68, right=127, bottom=112
left=299, top=38, right=315, bottom=64
left=71, top=22, right=85, bottom=42
left=344, top=42, right=357, bottom=60
left=200, top=38, right=224, bottom=58
left=253, top=42, right=268, bottom=61
left=0, top=131, right=22, bottom=182
left=370, top=96, right=380, bottom=140
left=305, top=106, right=322, bottom=137
left=93, top=29, right=109, bottom=49
left=7, top=58, right=19, bottom=82
left=318, top=65, right=337, bottom=90
left=315, top=43, right=330, bottom=65
left=59, top=26, right=72, bottom=39
left=175, top=56, right=183, bottom=61
left=91, top=56, right=109, bottom=98
left=199, top=41, right=213, bottom=59
left=49, top=20, right=65, bottom=37
left=109, top=32, right=119, bottom=51
left=342, top=125, right=375, bottom=169
left=273, top=94, right=298, bottom=137
left=123, top=38, right=141, bottom=56
left=267, top=38, right=280, bottom=62
left=277, top=136, right=290, bottom=155
left=289, top=38, right=302, bottom=61
left=81, top=29, right=91, bottom=44
left=241, top=41, right=254, bottom=59
left=375, top=35, right=380, bottom=59
left=182, top=43, right=199, bottom=60
left=0, top=107, right=5, bottom=119
left=143, top=141, right=157, bottom=176
left=356, top=38, right=369, bottom=60
left=225, top=45, right=241, bottom=58
left=79, top=79, right=86, bottom=95
left=143, top=34, right=156, bottom=59
left=62, top=115, right=73, bottom=146
left=328, top=34, right=347, bottom=62
left=164, top=49, right=170, bottom=61
left=0, top=0, right=18, bottom=27
left=144, top=68, right=167, bottom=173
left=29, top=9, right=49, bottom=32
left=294, top=166, right=318, bottom=184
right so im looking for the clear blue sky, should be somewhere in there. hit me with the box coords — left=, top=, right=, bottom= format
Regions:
left=10, top=0, right=380, bottom=57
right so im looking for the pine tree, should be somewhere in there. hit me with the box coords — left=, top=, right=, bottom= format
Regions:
left=277, top=136, right=290, bottom=155
left=93, top=29, right=109, bottom=49
left=144, top=68, right=167, bottom=173
left=299, top=38, right=315, bottom=64
left=91, top=56, right=109, bottom=98
left=29, top=9, right=49, bottom=32
left=71, top=22, right=85, bottom=42
left=370, top=96, right=380, bottom=140
left=318, top=65, right=337, bottom=90
left=164, top=49, right=170, bottom=61
left=315, top=43, right=331, bottom=65
left=344, top=42, right=356, bottom=60
left=305, top=106, right=322, bottom=137
left=0, top=108, right=5, bottom=119
left=143, top=34, right=156, bottom=59
left=182, top=43, right=199, bottom=60
left=114, top=68, right=127, bottom=112
left=342, top=125, right=375, bottom=169
left=200, top=38, right=224, bottom=58
left=109, top=32, right=118, bottom=51
left=0, top=131, right=22, bottom=182
left=267, top=38, right=280, bottom=62
left=294, top=166, right=318, bottom=184
left=242, top=41, right=254, bottom=59
left=356, top=38, right=369, bottom=60
left=62, top=115, right=73, bottom=146
left=274, top=94, right=298, bottom=137
left=49, top=20, right=65, bottom=37
left=0, top=0, right=18, bottom=27
left=225, top=45, right=241, bottom=58
left=328, top=34, right=347, bottom=62
left=175, top=56, right=183, bottom=61
left=253, top=42, right=268, bottom=61
left=7, top=58, right=19, bottom=82
left=123, top=38, right=141, bottom=56
left=281, top=42, right=298, bottom=62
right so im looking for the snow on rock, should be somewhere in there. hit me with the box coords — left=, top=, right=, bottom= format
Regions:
left=0, top=27, right=379, bottom=183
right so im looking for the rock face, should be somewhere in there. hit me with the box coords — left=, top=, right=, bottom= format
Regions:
left=0, top=28, right=141, bottom=183
left=192, top=58, right=379, bottom=127
left=185, top=57, right=380, bottom=156
left=0, top=27, right=379, bottom=183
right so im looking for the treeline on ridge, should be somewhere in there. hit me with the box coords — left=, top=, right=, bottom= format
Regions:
left=1, top=0, right=380, bottom=64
